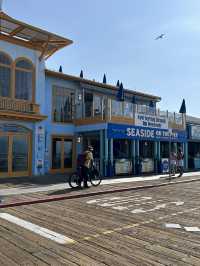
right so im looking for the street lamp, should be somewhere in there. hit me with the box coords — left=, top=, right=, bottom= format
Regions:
left=169, top=128, right=172, bottom=178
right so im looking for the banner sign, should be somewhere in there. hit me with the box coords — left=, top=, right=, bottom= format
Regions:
left=161, top=158, right=169, bottom=173
left=0, top=124, right=30, bottom=133
left=135, top=113, right=168, bottom=129
left=189, top=125, right=200, bottom=140
left=107, top=123, right=187, bottom=142
left=36, top=126, right=45, bottom=169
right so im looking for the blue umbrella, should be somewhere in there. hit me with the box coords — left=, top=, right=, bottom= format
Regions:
left=116, top=80, right=120, bottom=87
left=179, top=99, right=186, bottom=113
left=149, top=101, right=155, bottom=108
left=59, top=65, right=63, bottom=73
left=117, top=82, right=124, bottom=101
left=103, top=74, right=107, bottom=84
left=80, top=70, right=83, bottom=78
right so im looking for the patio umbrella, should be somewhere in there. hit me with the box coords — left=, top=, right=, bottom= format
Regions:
left=103, top=74, right=107, bottom=84
left=80, top=70, right=83, bottom=78
left=116, top=80, right=120, bottom=87
left=179, top=99, right=186, bottom=113
left=59, top=65, right=63, bottom=73
left=117, top=82, right=124, bottom=101
left=149, top=101, right=155, bottom=108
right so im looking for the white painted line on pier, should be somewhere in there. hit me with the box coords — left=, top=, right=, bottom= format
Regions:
left=165, top=223, right=182, bottom=229
left=184, top=227, right=200, bottom=232
left=0, top=213, right=75, bottom=244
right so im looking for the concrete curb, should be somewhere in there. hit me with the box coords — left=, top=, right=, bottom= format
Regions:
left=0, top=177, right=200, bottom=209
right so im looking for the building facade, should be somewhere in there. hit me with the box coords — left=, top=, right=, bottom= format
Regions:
left=0, top=10, right=190, bottom=178
left=186, top=116, right=200, bottom=171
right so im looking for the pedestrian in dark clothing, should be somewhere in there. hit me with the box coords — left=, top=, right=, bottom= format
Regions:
left=81, top=145, right=94, bottom=188
left=177, top=148, right=184, bottom=177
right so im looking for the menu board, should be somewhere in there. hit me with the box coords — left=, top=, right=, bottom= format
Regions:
left=115, top=159, right=132, bottom=175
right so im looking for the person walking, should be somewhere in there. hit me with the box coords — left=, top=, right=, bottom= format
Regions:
left=81, top=145, right=94, bottom=188
left=177, top=148, right=184, bottom=177
left=170, top=150, right=177, bottom=177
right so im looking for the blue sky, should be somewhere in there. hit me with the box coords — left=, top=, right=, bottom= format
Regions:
left=4, top=0, right=200, bottom=116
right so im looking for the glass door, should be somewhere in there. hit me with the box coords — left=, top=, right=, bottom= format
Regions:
left=63, top=139, right=73, bottom=169
left=52, top=138, right=62, bottom=169
left=52, top=137, right=73, bottom=172
left=0, top=133, right=31, bottom=177
left=0, top=136, right=9, bottom=176
left=12, top=135, right=29, bottom=173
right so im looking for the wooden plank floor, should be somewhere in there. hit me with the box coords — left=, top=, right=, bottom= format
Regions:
left=2, top=174, right=200, bottom=206
left=0, top=181, right=200, bottom=265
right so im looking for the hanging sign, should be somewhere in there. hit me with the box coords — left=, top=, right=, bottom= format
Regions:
left=135, top=113, right=168, bottom=129
left=161, top=158, right=169, bottom=173
left=36, top=126, right=45, bottom=170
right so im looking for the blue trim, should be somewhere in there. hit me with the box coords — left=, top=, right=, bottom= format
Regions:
left=76, top=123, right=107, bottom=132
left=107, top=123, right=187, bottom=142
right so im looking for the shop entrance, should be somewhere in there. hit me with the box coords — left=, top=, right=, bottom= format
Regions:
left=140, top=141, right=154, bottom=173
left=82, top=133, right=100, bottom=170
left=188, top=142, right=200, bottom=170
left=0, top=132, right=31, bottom=177
left=113, top=139, right=132, bottom=175
left=51, top=136, right=73, bottom=172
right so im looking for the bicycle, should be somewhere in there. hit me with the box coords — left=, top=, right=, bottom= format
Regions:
left=167, top=164, right=183, bottom=181
left=69, top=166, right=102, bottom=188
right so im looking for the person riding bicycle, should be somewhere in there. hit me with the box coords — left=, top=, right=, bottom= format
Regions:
left=81, top=145, right=94, bottom=188
left=177, top=148, right=184, bottom=177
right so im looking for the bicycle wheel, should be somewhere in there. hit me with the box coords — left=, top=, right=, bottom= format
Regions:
left=69, top=173, right=81, bottom=188
left=90, top=169, right=102, bottom=187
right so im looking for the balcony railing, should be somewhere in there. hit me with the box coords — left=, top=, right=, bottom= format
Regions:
left=0, top=96, right=40, bottom=114
left=75, top=98, right=186, bottom=129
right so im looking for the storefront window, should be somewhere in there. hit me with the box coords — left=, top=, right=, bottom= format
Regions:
left=140, top=141, right=155, bottom=173
left=124, top=102, right=133, bottom=118
left=12, top=136, right=28, bottom=172
left=15, top=59, right=34, bottom=101
left=0, top=136, right=8, bottom=173
left=112, top=100, right=123, bottom=116
left=188, top=142, right=200, bottom=169
left=83, top=134, right=100, bottom=170
left=0, top=54, right=35, bottom=101
left=137, top=104, right=148, bottom=114
left=52, top=137, right=73, bottom=170
left=85, top=92, right=93, bottom=117
left=53, top=86, right=74, bottom=123
left=64, top=140, right=73, bottom=168
left=83, top=135, right=100, bottom=158
left=52, top=138, right=62, bottom=169
left=113, top=140, right=131, bottom=159
left=140, top=141, right=154, bottom=158
left=84, top=93, right=105, bottom=118
left=94, top=95, right=102, bottom=117
left=160, top=142, right=169, bottom=158
left=0, top=52, right=12, bottom=97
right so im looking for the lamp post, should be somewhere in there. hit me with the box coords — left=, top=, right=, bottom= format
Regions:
left=168, top=128, right=172, bottom=178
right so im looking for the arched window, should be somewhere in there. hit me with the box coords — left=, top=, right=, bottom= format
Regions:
left=0, top=52, right=12, bottom=97
left=15, top=59, right=34, bottom=101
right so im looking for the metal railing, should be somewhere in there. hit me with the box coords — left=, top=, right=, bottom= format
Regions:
left=75, top=98, right=186, bottom=128
left=0, top=96, right=40, bottom=114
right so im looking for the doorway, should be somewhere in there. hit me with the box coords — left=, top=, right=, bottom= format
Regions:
left=51, top=136, right=74, bottom=172
left=0, top=132, right=31, bottom=177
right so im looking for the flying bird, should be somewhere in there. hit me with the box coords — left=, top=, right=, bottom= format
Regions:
left=155, top=34, right=165, bottom=40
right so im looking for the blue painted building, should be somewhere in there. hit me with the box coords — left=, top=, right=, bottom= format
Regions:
left=0, top=10, right=188, bottom=178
